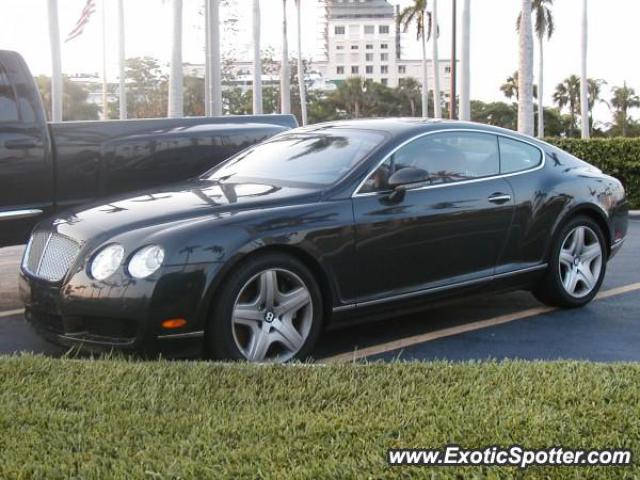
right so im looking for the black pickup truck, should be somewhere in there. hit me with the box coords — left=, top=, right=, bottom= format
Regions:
left=0, top=50, right=297, bottom=246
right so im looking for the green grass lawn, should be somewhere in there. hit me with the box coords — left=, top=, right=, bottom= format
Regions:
left=0, top=356, right=638, bottom=479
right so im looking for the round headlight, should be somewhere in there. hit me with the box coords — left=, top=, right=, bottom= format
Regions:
left=90, top=244, right=124, bottom=281
left=128, top=245, right=165, bottom=279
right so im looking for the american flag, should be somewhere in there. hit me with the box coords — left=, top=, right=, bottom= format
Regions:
left=65, top=0, right=97, bottom=43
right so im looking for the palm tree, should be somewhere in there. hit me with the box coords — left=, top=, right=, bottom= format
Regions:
left=518, top=0, right=534, bottom=135
left=431, top=0, right=442, bottom=118
left=168, top=0, right=183, bottom=118
left=586, top=78, right=606, bottom=132
left=252, top=0, right=263, bottom=114
left=295, top=0, right=307, bottom=125
left=610, top=83, right=640, bottom=137
left=117, top=0, right=126, bottom=119
left=459, top=0, right=471, bottom=121
left=206, top=0, right=222, bottom=116
left=398, top=0, right=431, bottom=117
left=280, top=0, right=291, bottom=114
left=580, top=0, right=589, bottom=138
left=518, top=0, right=554, bottom=138
left=553, top=75, right=580, bottom=135
left=47, top=0, right=63, bottom=122
left=334, top=77, right=367, bottom=118
left=501, top=71, right=537, bottom=101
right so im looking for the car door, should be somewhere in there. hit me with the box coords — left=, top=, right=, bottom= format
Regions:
left=352, top=130, right=515, bottom=303
left=0, top=55, right=52, bottom=246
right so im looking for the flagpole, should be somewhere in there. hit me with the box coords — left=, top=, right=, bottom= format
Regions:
left=47, top=0, right=63, bottom=122
left=117, top=0, right=126, bottom=119
left=101, top=0, right=108, bottom=120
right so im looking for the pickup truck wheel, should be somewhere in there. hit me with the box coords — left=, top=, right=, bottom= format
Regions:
left=534, top=216, right=607, bottom=308
left=208, top=253, right=323, bottom=362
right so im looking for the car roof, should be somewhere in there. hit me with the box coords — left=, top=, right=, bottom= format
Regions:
left=292, top=118, right=540, bottom=144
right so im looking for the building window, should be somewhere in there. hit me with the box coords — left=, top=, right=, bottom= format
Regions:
left=352, top=66, right=359, bottom=74
left=380, top=53, right=389, bottom=61
left=337, top=66, right=345, bottom=74
left=349, top=25, right=359, bottom=35
left=445, top=66, right=451, bottom=73
left=381, top=78, right=388, bottom=86
left=364, top=25, right=375, bottom=34
left=351, top=45, right=359, bottom=50
left=365, top=53, right=374, bottom=62
left=335, top=26, right=345, bottom=35
left=336, top=45, right=345, bottom=50
left=380, top=65, right=388, bottom=74
left=366, top=65, right=374, bottom=74
left=398, top=65, right=406, bottom=74
left=379, top=25, right=390, bottom=34
left=380, top=43, right=388, bottom=49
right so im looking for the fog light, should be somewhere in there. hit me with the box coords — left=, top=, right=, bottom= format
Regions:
left=161, top=318, right=187, bottom=329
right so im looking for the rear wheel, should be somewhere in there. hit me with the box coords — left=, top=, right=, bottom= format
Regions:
left=534, top=216, right=607, bottom=308
left=208, top=253, right=323, bottom=362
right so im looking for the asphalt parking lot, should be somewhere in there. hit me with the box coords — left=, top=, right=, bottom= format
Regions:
left=1, top=219, right=639, bottom=362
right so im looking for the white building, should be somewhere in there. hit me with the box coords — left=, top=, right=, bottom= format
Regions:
left=313, top=0, right=452, bottom=90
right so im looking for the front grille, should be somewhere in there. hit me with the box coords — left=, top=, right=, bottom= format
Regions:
left=24, top=231, right=81, bottom=282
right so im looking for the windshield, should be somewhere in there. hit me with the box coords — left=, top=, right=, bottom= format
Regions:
left=205, top=128, right=385, bottom=188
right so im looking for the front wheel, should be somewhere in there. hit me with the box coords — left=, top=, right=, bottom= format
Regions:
left=534, top=216, right=607, bottom=308
left=207, top=253, right=323, bottom=362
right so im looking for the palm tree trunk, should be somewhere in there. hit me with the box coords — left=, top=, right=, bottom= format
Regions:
left=517, top=0, right=534, bottom=135
left=537, top=34, right=544, bottom=138
left=206, top=0, right=222, bottom=116
left=580, top=0, right=590, bottom=139
left=295, top=0, right=307, bottom=125
left=47, top=0, right=62, bottom=122
left=100, top=0, right=108, bottom=120
left=252, top=0, right=263, bottom=114
left=168, top=0, right=184, bottom=118
left=420, top=19, right=429, bottom=118
left=280, top=0, right=291, bottom=114
left=459, top=0, right=470, bottom=121
left=431, top=0, right=442, bottom=118
left=117, top=0, right=126, bottom=119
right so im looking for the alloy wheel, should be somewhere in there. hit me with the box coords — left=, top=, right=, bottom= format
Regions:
left=558, top=225, right=603, bottom=298
left=231, top=268, right=313, bottom=362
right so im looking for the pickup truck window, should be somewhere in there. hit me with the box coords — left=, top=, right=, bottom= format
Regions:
left=0, top=62, right=19, bottom=123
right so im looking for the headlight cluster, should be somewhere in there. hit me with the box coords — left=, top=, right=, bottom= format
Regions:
left=90, top=244, right=164, bottom=281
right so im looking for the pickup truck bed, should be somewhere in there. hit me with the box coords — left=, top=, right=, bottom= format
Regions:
left=0, top=50, right=297, bottom=246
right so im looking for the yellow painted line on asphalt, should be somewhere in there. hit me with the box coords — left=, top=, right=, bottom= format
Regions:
left=0, top=308, right=24, bottom=319
left=323, top=282, right=640, bottom=363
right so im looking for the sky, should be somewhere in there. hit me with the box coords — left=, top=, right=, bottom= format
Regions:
left=1, top=0, right=639, bottom=125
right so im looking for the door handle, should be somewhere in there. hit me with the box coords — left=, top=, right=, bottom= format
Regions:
left=4, top=139, right=40, bottom=150
left=488, top=193, right=512, bottom=204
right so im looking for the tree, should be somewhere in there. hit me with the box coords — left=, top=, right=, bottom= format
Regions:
left=586, top=78, right=606, bottom=132
left=36, top=75, right=100, bottom=121
left=332, top=77, right=368, bottom=118
left=295, top=0, right=308, bottom=125
left=518, top=0, right=535, bottom=135
left=553, top=75, right=581, bottom=136
left=252, top=0, right=263, bottom=114
left=47, top=0, right=63, bottom=122
left=280, top=0, right=291, bottom=114
left=431, top=0, right=442, bottom=118
left=518, top=0, right=554, bottom=138
left=580, top=0, right=589, bottom=138
left=397, top=78, right=423, bottom=117
left=113, top=57, right=168, bottom=119
left=500, top=71, right=537, bottom=101
left=398, top=0, right=432, bottom=117
left=205, top=0, right=222, bottom=116
left=168, top=0, right=183, bottom=117
left=610, top=83, right=640, bottom=137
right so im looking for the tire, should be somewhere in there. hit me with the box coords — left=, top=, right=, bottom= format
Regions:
left=534, top=215, right=607, bottom=308
left=207, top=252, right=323, bottom=362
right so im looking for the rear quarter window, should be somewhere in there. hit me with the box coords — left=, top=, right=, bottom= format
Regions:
left=498, top=137, right=542, bottom=174
left=0, top=62, right=19, bottom=123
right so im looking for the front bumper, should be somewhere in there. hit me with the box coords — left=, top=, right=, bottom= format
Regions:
left=19, top=262, right=221, bottom=357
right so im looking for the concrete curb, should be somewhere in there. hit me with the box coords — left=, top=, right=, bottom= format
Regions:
left=630, top=210, right=640, bottom=218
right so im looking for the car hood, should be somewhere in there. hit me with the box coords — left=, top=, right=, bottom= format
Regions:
left=49, top=178, right=321, bottom=243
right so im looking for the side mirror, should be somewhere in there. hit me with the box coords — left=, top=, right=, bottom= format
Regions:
left=388, top=167, right=430, bottom=189
left=386, top=167, right=429, bottom=203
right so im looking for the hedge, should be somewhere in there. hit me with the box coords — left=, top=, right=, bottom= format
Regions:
left=547, top=137, right=640, bottom=208
left=1, top=355, right=639, bottom=479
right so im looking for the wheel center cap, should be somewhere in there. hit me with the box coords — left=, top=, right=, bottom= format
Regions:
left=263, top=311, right=276, bottom=323
left=574, top=257, right=581, bottom=267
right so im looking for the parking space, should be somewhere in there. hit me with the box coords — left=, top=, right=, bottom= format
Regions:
left=1, top=220, right=639, bottom=361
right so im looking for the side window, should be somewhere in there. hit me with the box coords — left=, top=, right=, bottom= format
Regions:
left=0, top=63, right=19, bottom=123
left=499, top=137, right=542, bottom=174
left=359, top=131, right=499, bottom=194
